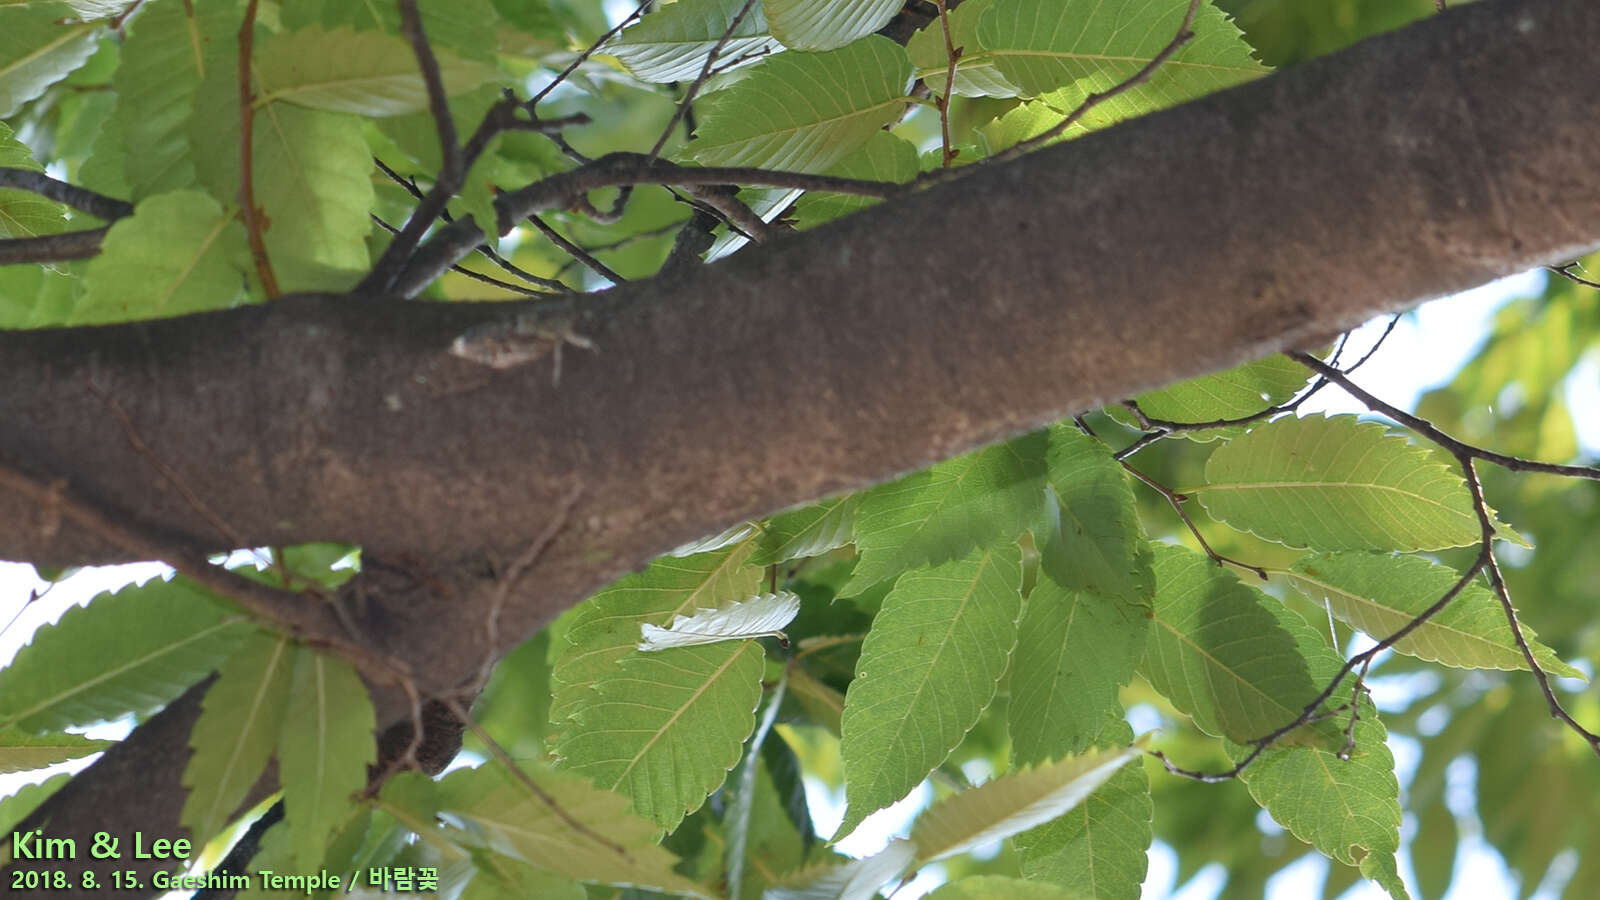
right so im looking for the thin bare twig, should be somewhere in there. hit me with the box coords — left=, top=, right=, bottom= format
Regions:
left=1292, top=352, right=1599, bottom=481
left=0, top=228, right=109, bottom=264
left=527, top=0, right=652, bottom=109
left=527, top=215, right=627, bottom=285
left=1547, top=262, right=1600, bottom=290
left=237, top=0, right=280, bottom=298
left=372, top=213, right=549, bottom=295
left=933, top=0, right=962, bottom=167
left=397, top=0, right=460, bottom=187
left=0, top=168, right=132, bottom=221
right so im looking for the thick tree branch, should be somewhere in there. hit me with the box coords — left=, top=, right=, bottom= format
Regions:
left=5, top=1, right=1600, bottom=892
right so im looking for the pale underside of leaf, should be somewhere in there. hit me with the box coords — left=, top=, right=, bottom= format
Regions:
left=910, top=745, right=1138, bottom=862
left=638, top=591, right=800, bottom=650
left=765, top=0, right=902, bottom=52
left=605, top=0, right=780, bottom=83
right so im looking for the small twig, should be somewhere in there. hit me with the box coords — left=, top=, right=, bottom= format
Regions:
left=527, top=0, right=652, bottom=109
left=237, top=0, right=280, bottom=298
left=1547, top=262, right=1600, bottom=290
left=933, top=0, right=961, bottom=167
left=1434, top=0, right=1448, bottom=12
left=527, top=215, right=627, bottom=285
left=0, top=228, right=109, bottom=264
left=1292, top=352, right=1599, bottom=481
left=397, top=0, right=460, bottom=189
left=1338, top=656, right=1373, bottom=761
left=933, top=0, right=1201, bottom=175
left=371, top=214, right=548, bottom=295
left=1154, top=547, right=1491, bottom=782
left=0, top=168, right=133, bottom=221
left=1075, top=416, right=1267, bottom=579
left=1468, top=457, right=1600, bottom=758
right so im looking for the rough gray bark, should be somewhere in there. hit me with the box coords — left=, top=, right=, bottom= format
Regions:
left=4, top=0, right=1600, bottom=895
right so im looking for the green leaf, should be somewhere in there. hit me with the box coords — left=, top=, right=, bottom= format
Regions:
left=436, top=760, right=710, bottom=897
left=280, top=0, right=501, bottom=62
left=1016, top=721, right=1151, bottom=900
left=278, top=647, right=376, bottom=871
left=0, top=729, right=109, bottom=773
left=0, top=772, right=70, bottom=837
left=73, top=189, right=248, bottom=324
left=838, top=544, right=1023, bottom=838
left=550, top=541, right=763, bottom=725
left=256, top=26, right=500, bottom=117
left=1009, top=573, right=1149, bottom=762
left=0, top=121, right=66, bottom=238
left=1229, top=593, right=1408, bottom=900
left=790, top=131, right=918, bottom=230
left=0, top=6, right=101, bottom=117
left=0, top=576, right=249, bottom=733
left=846, top=431, right=1048, bottom=592
left=605, top=0, right=780, bottom=83
left=111, top=0, right=226, bottom=200
left=191, top=78, right=375, bottom=291
left=555, top=640, right=764, bottom=831
left=1038, top=423, right=1154, bottom=605
left=1286, top=552, right=1582, bottom=678
left=688, top=36, right=912, bottom=172
left=765, top=839, right=916, bottom=900
left=766, top=0, right=901, bottom=52
left=181, top=632, right=293, bottom=847
left=924, top=876, right=1093, bottom=900
left=1131, top=354, right=1310, bottom=430
left=975, top=0, right=1266, bottom=120
left=1196, top=414, right=1483, bottom=551
left=1137, top=544, right=1328, bottom=746
left=909, top=743, right=1137, bottom=862
left=908, top=0, right=1022, bottom=99
left=751, top=496, right=858, bottom=566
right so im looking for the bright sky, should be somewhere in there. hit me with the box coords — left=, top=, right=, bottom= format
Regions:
left=2, top=269, right=1592, bottom=900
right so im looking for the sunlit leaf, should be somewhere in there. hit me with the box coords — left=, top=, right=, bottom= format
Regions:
left=908, top=0, right=1022, bottom=98
left=0, top=121, right=66, bottom=238
left=838, top=545, right=1022, bottom=838
left=1038, top=423, right=1153, bottom=605
left=751, top=496, right=858, bottom=566
left=256, top=26, right=500, bottom=116
left=550, top=542, right=762, bottom=725
left=924, top=876, right=1092, bottom=900
left=1286, top=552, right=1582, bottom=678
left=555, top=639, right=764, bottom=830
left=0, top=576, right=249, bottom=733
left=1009, top=573, right=1148, bottom=761
left=846, top=431, right=1047, bottom=592
left=0, top=729, right=109, bottom=773
left=278, top=647, right=376, bottom=870
left=1196, top=414, right=1482, bottom=551
left=976, top=0, right=1266, bottom=122
left=1131, top=354, right=1310, bottom=432
left=1016, top=720, right=1151, bottom=900
left=909, top=744, right=1138, bottom=862
left=790, top=131, right=917, bottom=230
left=437, top=760, right=710, bottom=897
left=181, top=633, right=292, bottom=848
left=688, top=36, right=912, bottom=173
left=74, top=190, right=248, bottom=323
